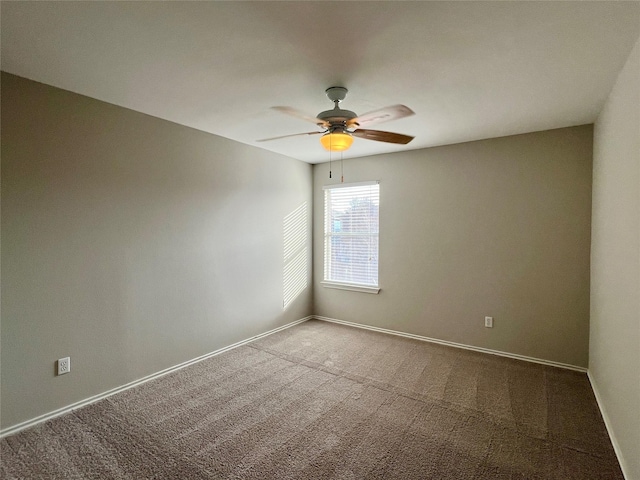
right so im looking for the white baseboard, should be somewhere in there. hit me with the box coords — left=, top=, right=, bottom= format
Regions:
left=0, top=316, right=312, bottom=439
left=587, top=371, right=630, bottom=480
left=313, top=315, right=588, bottom=373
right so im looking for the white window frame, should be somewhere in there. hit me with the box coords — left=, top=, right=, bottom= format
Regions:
left=322, top=181, right=380, bottom=294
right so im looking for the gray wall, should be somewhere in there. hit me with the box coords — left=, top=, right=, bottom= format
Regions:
left=590, top=36, right=640, bottom=480
left=1, top=73, right=313, bottom=429
left=314, top=126, right=593, bottom=368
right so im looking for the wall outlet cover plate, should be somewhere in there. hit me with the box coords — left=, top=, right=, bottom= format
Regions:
left=57, top=357, right=71, bottom=375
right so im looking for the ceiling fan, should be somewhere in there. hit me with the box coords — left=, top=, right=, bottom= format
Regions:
left=258, top=87, right=415, bottom=152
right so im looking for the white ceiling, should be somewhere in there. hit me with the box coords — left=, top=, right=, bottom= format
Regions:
left=2, top=1, right=639, bottom=164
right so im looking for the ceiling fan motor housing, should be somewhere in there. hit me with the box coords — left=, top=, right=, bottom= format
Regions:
left=317, top=108, right=357, bottom=125
left=318, top=86, right=358, bottom=129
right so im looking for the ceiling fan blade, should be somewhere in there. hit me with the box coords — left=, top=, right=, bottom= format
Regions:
left=257, top=131, right=324, bottom=142
left=271, top=106, right=330, bottom=128
left=351, top=129, right=414, bottom=145
left=348, top=104, right=415, bottom=128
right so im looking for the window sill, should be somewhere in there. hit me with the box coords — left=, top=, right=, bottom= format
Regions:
left=321, top=281, right=380, bottom=294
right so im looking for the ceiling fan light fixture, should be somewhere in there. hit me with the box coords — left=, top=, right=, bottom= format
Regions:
left=320, top=131, right=353, bottom=152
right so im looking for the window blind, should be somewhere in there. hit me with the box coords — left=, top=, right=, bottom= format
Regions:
left=323, top=181, right=379, bottom=287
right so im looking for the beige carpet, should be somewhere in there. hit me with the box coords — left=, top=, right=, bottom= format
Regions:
left=1, top=320, right=622, bottom=479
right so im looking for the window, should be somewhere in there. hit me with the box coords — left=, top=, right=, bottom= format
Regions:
left=323, top=181, right=380, bottom=294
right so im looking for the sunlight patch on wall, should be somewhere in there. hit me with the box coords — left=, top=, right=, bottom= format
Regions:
left=283, top=202, right=308, bottom=309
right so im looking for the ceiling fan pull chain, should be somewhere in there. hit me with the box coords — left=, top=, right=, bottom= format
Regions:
left=329, top=136, right=333, bottom=178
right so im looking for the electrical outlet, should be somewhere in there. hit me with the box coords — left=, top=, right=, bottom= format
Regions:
left=57, top=357, right=71, bottom=375
left=485, top=316, right=493, bottom=328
